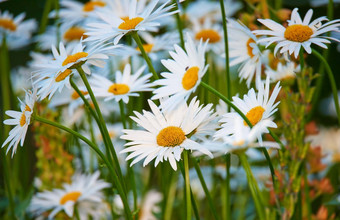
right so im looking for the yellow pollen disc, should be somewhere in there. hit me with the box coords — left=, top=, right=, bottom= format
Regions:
left=136, top=44, right=154, bottom=53
left=62, top=52, right=88, bottom=66
left=195, top=29, right=221, bottom=43
left=20, top=113, right=26, bottom=127
left=118, top=17, right=144, bottom=30
left=71, top=90, right=88, bottom=99
left=64, top=27, right=86, bottom=41
left=182, top=66, right=199, bottom=90
left=284, top=24, right=313, bottom=42
left=246, top=38, right=256, bottom=58
left=83, top=1, right=106, bottom=12
left=108, top=83, right=130, bottom=95
left=60, top=191, right=82, bottom=205
left=156, top=126, right=186, bottom=147
left=0, top=18, right=17, bottom=31
left=24, top=105, right=32, bottom=112
left=244, top=106, right=265, bottom=126
left=55, top=69, right=72, bottom=82
left=233, top=140, right=245, bottom=146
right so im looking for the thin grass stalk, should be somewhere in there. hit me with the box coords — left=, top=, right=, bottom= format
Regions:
left=76, top=67, right=126, bottom=189
left=164, top=171, right=177, bottom=220
left=192, top=158, right=219, bottom=220
left=183, top=150, right=191, bottom=220
left=238, top=153, right=266, bottom=220
left=311, top=49, right=340, bottom=126
left=132, top=32, right=159, bottom=80
left=219, top=0, right=231, bottom=100
left=173, top=0, right=185, bottom=48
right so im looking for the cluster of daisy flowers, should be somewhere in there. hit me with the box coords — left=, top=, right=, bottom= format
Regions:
left=1, top=0, right=340, bottom=219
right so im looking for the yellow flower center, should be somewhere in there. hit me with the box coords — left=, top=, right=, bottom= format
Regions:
left=195, top=29, right=221, bottom=43
left=25, top=105, right=32, bottom=112
left=83, top=1, right=106, bottom=12
left=62, top=52, right=88, bottom=66
left=118, top=17, right=144, bottom=30
left=137, top=44, right=154, bottom=53
left=60, top=191, right=82, bottom=205
left=244, top=106, right=265, bottom=126
left=284, top=24, right=313, bottom=42
left=246, top=38, right=256, bottom=58
left=64, top=27, right=87, bottom=42
left=182, top=66, right=199, bottom=90
left=233, top=140, right=245, bottom=146
left=108, top=83, right=130, bottom=95
left=55, top=69, right=72, bottom=82
left=71, top=90, right=88, bottom=99
left=20, top=113, right=26, bottom=127
left=0, top=18, right=17, bottom=31
left=156, top=126, right=186, bottom=147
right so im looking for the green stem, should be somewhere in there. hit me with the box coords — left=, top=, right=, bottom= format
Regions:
left=238, top=153, right=266, bottom=220
left=34, top=115, right=133, bottom=220
left=328, top=0, right=334, bottom=20
left=299, top=49, right=304, bottom=71
left=192, top=158, right=219, bottom=220
left=173, top=0, right=185, bottom=48
left=0, top=35, right=15, bottom=219
left=132, top=32, right=159, bottom=80
left=38, top=0, right=53, bottom=34
left=311, top=49, right=340, bottom=126
left=76, top=67, right=126, bottom=186
left=304, top=166, right=311, bottom=220
left=183, top=151, right=191, bottom=220
left=119, top=100, right=127, bottom=129
left=225, top=154, right=231, bottom=220
left=219, top=0, right=231, bottom=100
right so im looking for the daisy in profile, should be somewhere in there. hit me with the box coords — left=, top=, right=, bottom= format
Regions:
left=135, top=32, right=179, bottom=60
left=228, top=77, right=281, bottom=143
left=35, top=25, right=88, bottom=51
left=29, top=171, right=110, bottom=219
left=50, top=0, right=108, bottom=28
left=254, top=8, right=340, bottom=58
left=33, top=41, right=118, bottom=100
left=214, top=113, right=280, bottom=153
left=120, top=97, right=214, bottom=170
left=152, top=34, right=208, bottom=110
left=265, top=61, right=299, bottom=83
left=227, top=19, right=263, bottom=87
left=2, top=89, right=37, bottom=157
left=85, top=0, right=177, bottom=45
left=89, top=63, right=154, bottom=103
left=0, top=10, right=37, bottom=50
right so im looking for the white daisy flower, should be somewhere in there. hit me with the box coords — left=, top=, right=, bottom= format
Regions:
left=152, top=34, right=208, bottom=110
left=33, top=41, right=117, bottom=100
left=227, top=19, right=263, bottom=87
left=85, top=0, right=178, bottom=45
left=185, top=0, right=242, bottom=23
left=139, top=190, right=163, bottom=220
left=135, top=31, right=179, bottom=60
left=0, top=10, right=37, bottom=50
left=265, top=61, right=299, bottom=82
left=2, top=89, right=37, bottom=157
left=224, top=77, right=281, bottom=144
left=190, top=17, right=224, bottom=55
left=35, top=25, right=88, bottom=51
left=89, top=63, right=154, bottom=103
left=253, top=8, right=340, bottom=58
left=29, top=171, right=110, bottom=219
left=49, top=0, right=108, bottom=28
left=214, top=113, right=280, bottom=152
left=120, top=97, right=214, bottom=170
